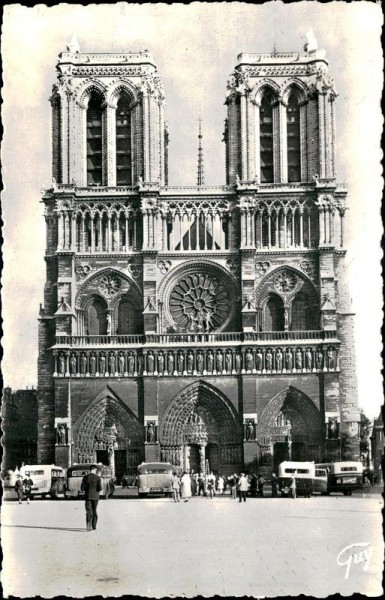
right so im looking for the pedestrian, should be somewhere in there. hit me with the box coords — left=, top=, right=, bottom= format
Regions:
left=197, top=473, right=205, bottom=496
left=217, top=475, right=224, bottom=495
left=249, top=473, right=258, bottom=497
left=271, top=473, right=278, bottom=498
left=81, top=465, right=102, bottom=531
left=171, top=472, right=181, bottom=502
left=180, top=471, right=192, bottom=502
left=238, top=473, right=248, bottom=503
left=290, top=476, right=296, bottom=499
left=257, top=474, right=265, bottom=498
left=15, top=475, right=24, bottom=504
left=206, top=471, right=216, bottom=499
left=23, top=472, right=34, bottom=504
left=231, top=474, right=238, bottom=499
left=191, top=472, right=197, bottom=496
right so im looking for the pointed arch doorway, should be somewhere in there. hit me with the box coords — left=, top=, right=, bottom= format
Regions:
left=258, top=386, right=323, bottom=473
left=159, top=382, right=243, bottom=475
left=74, top=387, right=144, bottom=477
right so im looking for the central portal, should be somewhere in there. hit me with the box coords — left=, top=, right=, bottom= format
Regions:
left=159, top=381, right=242, bottom=475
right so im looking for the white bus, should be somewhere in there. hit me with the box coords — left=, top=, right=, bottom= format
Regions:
left=315, top=462, right=363, bottom=495
left=20, top=465, right=66, bottom=498
left=278, top=461, right=315, bottom=497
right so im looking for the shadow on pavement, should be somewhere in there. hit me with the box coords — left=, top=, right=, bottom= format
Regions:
left=3, top=524, right=87, bottom=532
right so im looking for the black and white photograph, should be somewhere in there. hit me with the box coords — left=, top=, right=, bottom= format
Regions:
left=1, top=2, right=383, bottom=598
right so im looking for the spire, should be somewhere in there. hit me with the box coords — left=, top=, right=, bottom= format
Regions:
left=197, top=117, right=205, bottom=186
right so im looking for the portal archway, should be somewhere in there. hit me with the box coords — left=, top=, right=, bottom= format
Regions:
left=258, top=386, right=323, bottom=472
left=74, top=387, right=144, bottom=476
left=159, top=382, right=242, bottom=475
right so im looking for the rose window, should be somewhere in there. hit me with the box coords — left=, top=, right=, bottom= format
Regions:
left=274, top=271, right=297, bottom=294
left=98, top=274, right=121, bottom=298
left=169, top=273, right=231, bottom=332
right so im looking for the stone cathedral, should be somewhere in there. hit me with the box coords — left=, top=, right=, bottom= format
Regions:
left=38, top=38, right=361, bottom=478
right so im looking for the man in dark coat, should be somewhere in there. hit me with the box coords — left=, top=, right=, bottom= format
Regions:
left=81, top=466, right=102, bottom=531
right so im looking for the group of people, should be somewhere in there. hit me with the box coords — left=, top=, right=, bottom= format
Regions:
left=169, top=471, right=271, bottom=502
left=14, top=473, right=34, bottom=504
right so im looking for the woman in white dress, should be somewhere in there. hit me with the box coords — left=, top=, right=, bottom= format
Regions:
left=180, top=471, right=192, bottom=502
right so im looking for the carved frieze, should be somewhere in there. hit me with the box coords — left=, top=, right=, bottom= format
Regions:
left=127, top=259, right=142, bottom=279
left=158, top=260, right=172, bottom=275
left=300, top=260, right=317, bottom=280
left=255, top=261, right=271, bottom=278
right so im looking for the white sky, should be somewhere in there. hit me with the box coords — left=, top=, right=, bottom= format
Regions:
left=2, top=3, right=383, bottom=417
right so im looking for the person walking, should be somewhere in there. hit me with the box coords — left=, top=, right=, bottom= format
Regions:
left=81, top=465, right=102, bottom=531
left=197, top=473, right=205, bottom=496
left=238, top=473, right=248, bottom=503
left=15, top=474, right=24, bottom=504
left=23, top=472, right=34, bottom=504
left=217, top=475, right=224, bottom=495
left=171, top=472, right=181, bottom=502
left=257, top=474, right=265, bottom=498
left=180, top=471, right=192, bottom=502
left=206, top=471, right=216, bottom=499
left=231, top=474, right=238, bottom=499
left=271, top=473, right=278, bottom=497
left=290, top=476, right=297, bottom=499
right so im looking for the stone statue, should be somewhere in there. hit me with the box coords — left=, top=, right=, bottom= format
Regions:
left=225, top=352, right=232, bottom=373
left=316, top=350, right=323, bottom=370
left=147, top=352, right=154, bottom=374
left=109, top=353, right=116, bottom=374
left=305, top=349, right=312, bottom=370
left=216, top=351, right=223, bottom=373
left=285, top=349, right=293, bottom=371
left=89, top=354, right=96, bottom=375
left=196, top=352, right=203, bottom=373
left=58, top=354, right=65, bottom=374
left=295, top=350, right=302, bottom=370
left=177, top=352, right=184, bottom=374
left=70, top=354, right=77, bottom=375
left=328, top=418, right=339, bottom=440
left=284, top=308, right=289, bottom=330
left=80, top=353, right=87, bottom=375
left=147, top=422, right=156, bottom=443
left=57, top=424, right=67, bottom=445
left=265, top=350, right=272, bottom=371
left=327, top=348, right=335, bottom=369
left=235, top=353, right=241, bottom=373
left=256, top=350, right=263, bottom=371
left=276, top=349, right=283, bottom=371
left=207, top=350, right=214, bottom=373
left=158, top=352, right=164, bottom=375
left=246, top=420, right=255, bottom=442
left=187, top=352, right=193, bottom=374
left=137, top=355, right=143, bottom=375
left=246, top=350, right=254, bottom=372
left=106, top=313, right=112, bottom=335
left=204, top=311, right=213, bottom=332
left=304, top=28, right=318, bottom=52
left=128, top=353, right=135, bottom=375
left=119, top=353, right=125, bottom=376
left=167, top=352, right=174, bottom=374
left=99, top=354, right=106, bottom=375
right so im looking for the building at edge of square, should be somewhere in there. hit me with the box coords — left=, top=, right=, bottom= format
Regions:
left=37, top=37, right=361, bottom=477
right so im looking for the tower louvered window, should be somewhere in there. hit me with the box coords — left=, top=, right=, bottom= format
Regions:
left=116, top=94, right=132, bottom=186
left=86, top=94, right=103, bottom=186
left=260, top=91, right=274, bottom=183
left=287, top=93, right=301, bottom=182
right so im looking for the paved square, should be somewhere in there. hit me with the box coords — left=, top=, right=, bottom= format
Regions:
left=2, top=495, right=383, bottom=597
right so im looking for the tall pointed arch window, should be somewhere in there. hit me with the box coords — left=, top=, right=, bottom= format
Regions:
left=116, top=92, right=132, bottom=186
left=287, top=92, right=301, bottom=182
left=260, top=90, right=274, bottom=183
left=87, top=93, right=103, bottom=186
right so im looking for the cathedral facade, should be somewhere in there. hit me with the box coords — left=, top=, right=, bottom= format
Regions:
left=37, top=41, right=360, bottom=478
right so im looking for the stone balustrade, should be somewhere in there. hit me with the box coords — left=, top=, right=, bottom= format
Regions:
left=53, top=344, right=339, bottom=378
left=54, top=330, right=337, bottom=349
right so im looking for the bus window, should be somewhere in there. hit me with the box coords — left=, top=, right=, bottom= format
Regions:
left=341, top=466, right=357, bottom=472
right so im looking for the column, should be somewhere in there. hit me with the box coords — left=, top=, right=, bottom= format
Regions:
left=307, top=211, right=311, bottom=248
left=188, top=214, right=192, bottom=251
left=299, top=209, right=304, bottom=248
left=80, top=214, right=85, bottom=252
left=58, top=213, right=63, bottom=249
left=125, top=215, right=129, bottom=252
left=90, top=214, right=95, bottom=253
left=170, top=214, right=175, bottom=251
left=204, top=213, right=208, bottom=250
left=162, top=214, right=168, bottom=250
left=340, top=209, right=345, bottom=248
left=318, top=207, right=324, bottom=246
left=291, top=211, right=295, bottom=247
left=268, top=212, right=271, bottom=249
left=275, top=212, right=279, bottom=248
left=241, top=210, right=246, bottom=247
left=329, top=209, right=334, bottom=245
left=283, top=209, right=287, bottom=249
left=107, top=215, right=111, bottom=252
